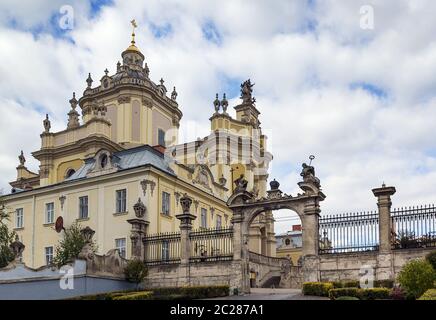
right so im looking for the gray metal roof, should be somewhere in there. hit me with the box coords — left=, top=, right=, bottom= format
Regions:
left=66, top=145, right=175, bottom=181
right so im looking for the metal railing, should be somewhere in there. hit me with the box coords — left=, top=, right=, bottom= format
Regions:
left=143, top=231, right=181, bottom=266
left=319, top=211, right=379, bottom=254
left=391, top=205, right=436, bottom=249
left=190, top=227, right=234, bottom=263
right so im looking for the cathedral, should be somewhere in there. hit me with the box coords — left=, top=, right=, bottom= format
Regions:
left=2, top=25, right=276, bottom=268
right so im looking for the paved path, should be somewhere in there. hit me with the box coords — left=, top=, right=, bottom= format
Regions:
left=208, top=288, right=329, bottom=300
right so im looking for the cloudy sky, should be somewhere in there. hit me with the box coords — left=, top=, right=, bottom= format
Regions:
left=1, top=0, right=436, bottom=233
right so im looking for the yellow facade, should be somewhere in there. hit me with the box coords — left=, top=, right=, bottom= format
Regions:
left=2, top=30, right=276, bottom=268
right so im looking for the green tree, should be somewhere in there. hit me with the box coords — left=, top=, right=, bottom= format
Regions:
left=0, top=200, right=16, bottom=268
left=53, top=222, right=96, bottom=267
left=397, top=259, right=435, bottom=299
left=124, top=259, right=148, bottom=290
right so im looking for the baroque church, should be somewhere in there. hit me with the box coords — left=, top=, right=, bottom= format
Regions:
left=2, top=25, right=276, bottom=268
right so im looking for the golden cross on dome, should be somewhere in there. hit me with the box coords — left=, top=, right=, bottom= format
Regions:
left=130, top=19, right=137, bottom=45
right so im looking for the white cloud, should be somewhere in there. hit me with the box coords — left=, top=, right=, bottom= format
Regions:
left=1, top=0, right=436, bottom=229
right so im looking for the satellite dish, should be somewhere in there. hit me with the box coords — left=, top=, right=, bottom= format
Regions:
left=55, top=216, right=64, bottom=233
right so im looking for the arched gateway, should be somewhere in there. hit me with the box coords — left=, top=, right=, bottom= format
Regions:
left=227, top=163, right=325, bottom=293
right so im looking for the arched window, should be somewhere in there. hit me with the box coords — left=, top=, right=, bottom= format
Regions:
left=65, top=169, right=76, bottom=179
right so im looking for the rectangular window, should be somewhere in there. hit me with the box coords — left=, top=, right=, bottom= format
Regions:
left=158, top=128, right=166, bottom=147
left=162, top=192, right=170, bottom=216
left=45, top=202, right=54, bottom=224
left=216, top=215, right=222, bottom=228
left=79, top=196, right=88, bottom=219
left=15, top=208, right=23, bottom=228
left=115, top=238, right=126, bottom=258
left=116, top=189, right=127, bottom=213
left=162, top=240, right=169, bottom=261
left=201, top=208, right=207, bottom=228
left=45, top=246, right=54, bottom=265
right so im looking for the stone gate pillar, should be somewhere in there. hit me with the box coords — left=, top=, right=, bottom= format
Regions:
left=176, top=194, right=196, bottom=264
left=230, top=210, right=250, bottom=294
left=301, top=199, right=321, bottom=283
left=372, top=184, right=396, bottom=253
left=372, top=184, right=396, bottom=280
left=128, top=198, right=149, bottom=260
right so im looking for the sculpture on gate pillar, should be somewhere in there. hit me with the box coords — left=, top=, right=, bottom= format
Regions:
left=298, top=156, right=322, bottom=195
left=234, top=174, right=248, bottom=193
left=10, top=235, right=25, bottom=263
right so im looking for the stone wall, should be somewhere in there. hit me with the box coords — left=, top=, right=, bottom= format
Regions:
left=144, top=261, right=241, bottom=292
left=319, top=248, right=434, bottom=282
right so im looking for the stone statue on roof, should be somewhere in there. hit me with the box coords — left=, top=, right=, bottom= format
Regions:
left=240, top=79, right=255, bottom=105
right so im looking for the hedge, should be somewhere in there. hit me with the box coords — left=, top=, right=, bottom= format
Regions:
left=418, top=289, right=436, bottom=300
left=148, top=285, right=230, bottom=299
left=113, top=291, right=153, bottom=300
left=302, top=282, right=334, bottom=297
left=329, top=288, right=391, bottom=300
left=374, top=279, right=394, bottom=289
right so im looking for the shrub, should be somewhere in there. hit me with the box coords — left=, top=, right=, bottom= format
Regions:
left=302, top=282, right=334, bottom=297
left=343, top=280, right=360, bottom=288
left=359, top=288, right=391, bottom=300
left=329, top=288, right=391, bottom=300
left=329, top=288, right=360, bottom=300
left=124, top=259, right=148, bottom=286
left=389, top=287, right=406, bottom=300
left=332, top=281, right=343, bottom=288
left=113, top=291, right=153, bottom=300
left=425, top=251, right=436, bottom=271
left=335, top=296, right=359, bottom=300
left=418, top=289, right=436, bottom=300
left=397, top=259, right=435, bottom=299
left=150, top=285, right=230, bottom=299
left=374, top=279, right=394, bottom=289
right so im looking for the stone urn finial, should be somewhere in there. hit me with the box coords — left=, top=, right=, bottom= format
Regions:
left=80, top=226, right=95, bottom=244
left=133, top=197, right=146, bottom=218
left=270, top=179, right=280, bottom=190
left=180, top=193, right=193, bottom=214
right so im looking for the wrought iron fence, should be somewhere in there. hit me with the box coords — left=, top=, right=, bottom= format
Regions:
left=391, top=205, right=436, bottom=249
left=319, top=211, right=379, bottom=254
left=190, top=227, right=234, bottom=263
left=143, top=231, right=181, bottom=266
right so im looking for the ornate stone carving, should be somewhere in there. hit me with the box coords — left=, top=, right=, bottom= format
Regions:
left=133, top=198, right=146, bottom=218
left=219, top=174, right=227, bottom=187
left=118, top=96, right=131, bottom=104
left=142, top=97, right=152, bottom=108
left=10, top=235, right=25, bottom=262
left=59, top=195, right=66, bottom=210
left=140, top=179, right=156, bottom=196
left=193, top=165, right=211, bottom=190
left=174, top=192, right=181, bottom=206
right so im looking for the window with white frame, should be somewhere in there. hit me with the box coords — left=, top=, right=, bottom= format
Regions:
left=45, top=202, right=54, bottom=224
left=115, top=238, right=126, bottom=258
left=216, top=215, right=222, bottom=228
left=15, top=208, right=23, bottom=228
left=79, top=196, right=88, bottom=219
left=158, top=128, right=166, bottom=147
left=201, top=208, right=207, bottom=228
left=162, top=191, right=170, bottom=216
left=162, top=240, right=169, bottom=261
left=45, top=246, right=54, bottom=265
left=116, top=189, right=127, bottom=213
